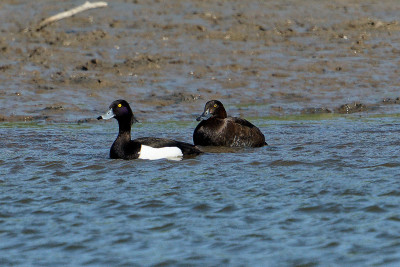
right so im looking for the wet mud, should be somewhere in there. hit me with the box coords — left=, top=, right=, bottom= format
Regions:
left=1, top=0, right=400, bottom=122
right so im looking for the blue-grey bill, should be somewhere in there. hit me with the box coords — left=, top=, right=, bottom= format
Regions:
left=97, top=108, right=115, bottom=120
left=196, top=109, right=211, bottom=121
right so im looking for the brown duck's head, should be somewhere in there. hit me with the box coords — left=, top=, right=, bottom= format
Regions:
left=196, top=100, right=227, bottom=121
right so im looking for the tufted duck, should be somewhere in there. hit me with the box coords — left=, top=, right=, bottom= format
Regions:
left=193, top=100, right=267, bottom=147
left=98, top=100, right=202, bottom=160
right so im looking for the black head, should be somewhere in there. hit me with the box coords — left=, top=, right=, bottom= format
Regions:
left=97, top=99, right=137, bottom=125
left=196, top=100, right=227, bottom=121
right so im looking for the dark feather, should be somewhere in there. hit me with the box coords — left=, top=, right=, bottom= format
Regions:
left=193, top=100, right=267, bottom=147
left=99, top=100, right=203, bottom=160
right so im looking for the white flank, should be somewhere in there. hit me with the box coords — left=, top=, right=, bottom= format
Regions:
left=138, top=145, right=183, bottom=160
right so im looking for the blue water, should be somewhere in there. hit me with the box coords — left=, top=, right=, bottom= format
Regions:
left=1, top=115, right=400, bottom=266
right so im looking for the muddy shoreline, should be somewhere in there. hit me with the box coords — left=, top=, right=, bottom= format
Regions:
left=1, top=0, right=400, bottom=123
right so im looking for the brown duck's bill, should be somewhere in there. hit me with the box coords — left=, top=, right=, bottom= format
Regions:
left=196, top=109, right=211, bottom=121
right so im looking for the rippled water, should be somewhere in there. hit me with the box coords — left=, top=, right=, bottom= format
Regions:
left=1, top=115, right=400, bottom=266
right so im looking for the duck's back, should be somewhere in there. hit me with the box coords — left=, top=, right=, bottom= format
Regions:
left=193, top=117, right=266, bottom=147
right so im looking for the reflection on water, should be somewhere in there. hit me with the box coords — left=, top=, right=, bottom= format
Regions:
left=1, top=116, right=400, bottom=265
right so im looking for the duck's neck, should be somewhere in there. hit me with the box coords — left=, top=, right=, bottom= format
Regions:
left=216, top=108, right=227, bottom=119
left=117, top=119, right=132, bottom=141
left=110, top=116, right=135, bottom=159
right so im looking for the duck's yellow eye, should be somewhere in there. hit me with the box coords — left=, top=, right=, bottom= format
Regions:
left=118, top=104, right=122, bottom=108
left=214, top=104, right=218, bottom=108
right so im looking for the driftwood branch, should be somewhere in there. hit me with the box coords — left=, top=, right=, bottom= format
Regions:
left=36, top=1, right=108, bottom=31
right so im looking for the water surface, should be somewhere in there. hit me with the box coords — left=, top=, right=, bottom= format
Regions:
left=1, top=115, right=400, bottom=266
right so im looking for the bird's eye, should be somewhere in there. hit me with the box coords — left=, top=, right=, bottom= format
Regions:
left=214, top=104, right=218, bottom=108
left=118, top=104, right=122, bottom=108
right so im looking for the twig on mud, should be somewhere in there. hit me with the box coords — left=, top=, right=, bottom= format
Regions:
left=35, top=1, right=108, bottom=31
